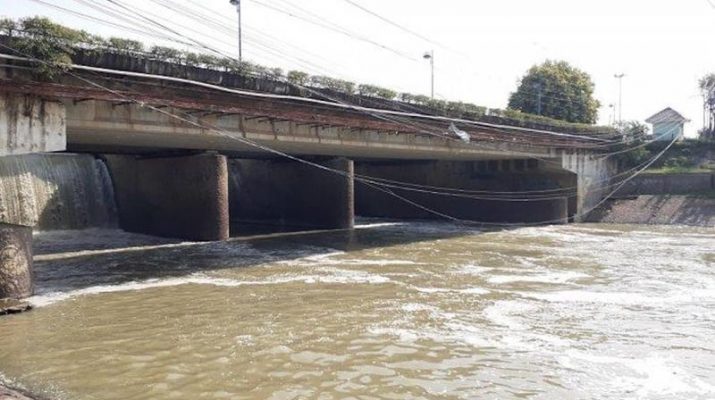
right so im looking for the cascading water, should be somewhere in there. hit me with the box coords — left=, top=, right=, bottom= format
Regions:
left=0, top=153, right=117, bottom=230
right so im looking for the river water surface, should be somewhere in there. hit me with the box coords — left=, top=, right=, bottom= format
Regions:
left=1, top=221, right=714, bottom=399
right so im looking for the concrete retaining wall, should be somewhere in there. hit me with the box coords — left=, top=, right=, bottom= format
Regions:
left=0, top=93, right=66, bottom=157
left=614, top=173, right=714, bottom=197
left=105, top=153, right=229, bottom=241
left=229, top=158, right=354, bottom=229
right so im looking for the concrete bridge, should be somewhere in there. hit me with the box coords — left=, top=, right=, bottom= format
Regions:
left=0, top=61, right=617, bottom=300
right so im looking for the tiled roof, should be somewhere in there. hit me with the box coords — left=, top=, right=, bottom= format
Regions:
left=646, top=107, right=689, bottom=124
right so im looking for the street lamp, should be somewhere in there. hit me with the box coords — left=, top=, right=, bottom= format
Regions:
left=608, top=103, right=615, bottom=125
left=229, top=0, right=242, bottom=63
left=614, top=73, right=625, bottom=123
left=423, top=50, right=434, bottom=99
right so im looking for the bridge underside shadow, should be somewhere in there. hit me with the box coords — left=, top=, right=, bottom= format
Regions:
left=355, top=159, right=577, bottom=224
left=228, top=157, right=354, bottom=232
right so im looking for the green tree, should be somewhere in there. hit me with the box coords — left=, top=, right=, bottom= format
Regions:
left=615, top=120, right=649, bottom=143
left=0, top=18, right=18, bottom=36
left=508, top=60, right=600, bottom=124
left=13, top=17, right=87, bottom=79
left=309, top=75, right=355, bottom=94
left=700, top=73, right=715, bottom=140
left=108, top=37, right=144, bottom=53
left=287, top=70, right=309, bottom=86
left=358, top=84, right=397, bottom=100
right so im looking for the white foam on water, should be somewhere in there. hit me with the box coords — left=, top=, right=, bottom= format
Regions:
left=482, top=300, right=536, bottom=331
left=354, top=221, right=404, bottom=229
left=310, top=267, right=392, bottom=284
left=521, top=287, right=715, bottom=306
left=457, top=287, right=491, bottom=295
left=439, top=320, right=496, bottom=348
left=274, top=250, right=348, bottom=267
left=302, top=250, right=346, bottom=260
left=329, top=259, right=422, bottom=266
left=411, top=286, right=490, bottom=295
left=367, top=325, right=493, bottom=348
left=487, top=271, right=590, bottom=285
left=29, top=269, right=393, bottom=307
left=400, top=303, right=439, bottom=313
left=28, top=275, right=252, bottom=307
left=451, top=264, right=494, bottom=275
left=560, top=351, right=715, bottom=397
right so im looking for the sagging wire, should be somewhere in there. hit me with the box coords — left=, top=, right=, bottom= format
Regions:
left=0, top=46, right=678, bottom=225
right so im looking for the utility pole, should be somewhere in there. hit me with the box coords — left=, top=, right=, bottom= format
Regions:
left=614, top=73, right=625, bottom=123
left=423, top=50, right=434, bottom=99
left=230, top=0, right=242, bottom=63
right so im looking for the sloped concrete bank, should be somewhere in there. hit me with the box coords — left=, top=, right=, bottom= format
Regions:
left=587, top=172, right=715, bottom=227
left=587, top=195, right=715, bottom=227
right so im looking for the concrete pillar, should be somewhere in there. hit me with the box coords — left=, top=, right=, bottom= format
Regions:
left=0, top=92, right=66, bottom=157
left=561, top=151, right=618, bottom=222
left=356, top=160, right=569, bottom=225
left=0, top=223, right=33, bottom=299
left=104, top=153, right=229, bottom=241
left=229, top=157, right=354, bottom=229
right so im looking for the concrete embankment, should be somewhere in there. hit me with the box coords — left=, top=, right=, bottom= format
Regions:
left=588, top=172, right=715, bottom=227
left=588, top=195, right=715, bottom=226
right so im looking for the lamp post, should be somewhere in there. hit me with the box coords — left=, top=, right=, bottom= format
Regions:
left=230, top=0, right=242, bottom=63
left=423, top=50, right=434, bottom=99
left=608, top=103, right=615, bottom=125
left=614, top=73, right=625, bottom=123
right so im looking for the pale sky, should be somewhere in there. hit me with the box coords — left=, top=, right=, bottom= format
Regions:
left=3, top=0, right=715, bottom=136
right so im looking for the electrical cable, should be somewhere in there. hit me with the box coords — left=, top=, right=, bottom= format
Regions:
left=51, top=0, right=624, bottom=149
left=7, top=4, right=676, bottom=191
left=0, top=46, right=678, bottom=225
left=3, top=50, right=684, bottom=205
left=66, top=0, right=613, bottom=151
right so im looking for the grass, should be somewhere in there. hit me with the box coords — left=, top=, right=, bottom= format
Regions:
left=690, top=190, right=715, bottom=199
left=645, top=167, right=715, bottom=174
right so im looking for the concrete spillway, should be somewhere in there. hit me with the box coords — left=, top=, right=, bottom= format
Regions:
left=0, top=154, right=117, bottom=230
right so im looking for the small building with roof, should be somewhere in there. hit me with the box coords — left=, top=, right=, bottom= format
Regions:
left=645, top=107, right=689, bottom=141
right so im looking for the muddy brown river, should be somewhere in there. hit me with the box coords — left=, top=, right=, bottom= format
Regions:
left=1, top=221, right=714, bottom=399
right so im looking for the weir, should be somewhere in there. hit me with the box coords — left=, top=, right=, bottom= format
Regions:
left=0, top=91, right=616, bottom=300
left=0, top=154, right=117, bottom=230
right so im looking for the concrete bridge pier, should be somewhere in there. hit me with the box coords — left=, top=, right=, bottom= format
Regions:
left=0, top=224, right=33, bottom=299
left=228, top=157, right=354, bottom=230
left=355, top=160, right=570, bottom=225
left=105, top=152, right=230, bottom=241
left=561, top=152, right=618, bottom=222
left=0, top=93, right=66, bottom=299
